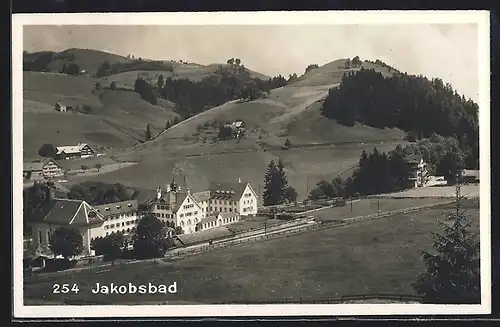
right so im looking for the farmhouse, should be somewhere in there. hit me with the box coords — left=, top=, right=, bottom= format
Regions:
left=54, top=102, right=67, bottom=112
left=404, top=155, right=428, bottom=188
left=56, top=143, right=95, bottom=159
left=148, top=178, right=258, bottom=234
left=23, top=158, right=65, bottom=181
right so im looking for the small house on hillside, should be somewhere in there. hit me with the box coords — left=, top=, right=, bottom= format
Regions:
left=54, top=102, right=67, bottom=112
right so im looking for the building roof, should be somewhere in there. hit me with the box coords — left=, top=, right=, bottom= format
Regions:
left=94, top=200, right=138, bottom=216
left=463, top=169, right=479, bottom=179
left=150, top=191, right=189, bottom=213
left=56, top=143, right=93, bottom=155
left=199, top=215, right=218, bottom=225
left=192, top=191, right=211, bottom=202
left=23, top=158, right=63, bottom=172
left=42, top=199, right=105, bottom=226
left=209, top=181, right=248, bottom=201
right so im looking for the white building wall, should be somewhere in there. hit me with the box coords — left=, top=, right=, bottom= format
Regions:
left=176, top=194, right=203, bottom=234
left=238, top=184, right=258, bottom=216
left=102, top=211, right=140, bottom=236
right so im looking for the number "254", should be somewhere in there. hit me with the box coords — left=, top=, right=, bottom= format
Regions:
left=53, top=284, right=79, bottom=294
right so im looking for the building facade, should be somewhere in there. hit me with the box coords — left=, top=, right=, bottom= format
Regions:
left=29, top=198, right=106, bottom=257
left=405, top=155, right=428, bottom=188
left=23, top=158, right=65, bottom=181
left=28, top=197, right=142, bottom=257
left=148, top=178, right=258, bottom=235
left=94, top=200, right=141, bottom=237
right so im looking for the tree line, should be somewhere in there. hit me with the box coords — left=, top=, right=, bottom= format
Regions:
left=309, top=134, right=467, bottom=200
left=133, top=68, right=287, bottom=119
left=321, top=68, right=479, bottom=169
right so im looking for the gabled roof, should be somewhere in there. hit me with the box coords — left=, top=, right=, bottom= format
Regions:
left=209, top=181, right=248, bottom=201
left=56, top=143, right=93, bottom=155
left=42, top=199, right=105, bottom=226
left=94, top=200, right=138, bottom=216
left=24, top=158, right=64, bottom=172
left=192, top=191, right=211, bottom=202
left=150, top=191, right=189, bottom=213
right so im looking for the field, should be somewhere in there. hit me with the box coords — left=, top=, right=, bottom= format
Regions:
left=24, top=199, right=479, bottom=304
left=77, top=141, right=404, bottom=201
left=23, top=71, right=180, bottom=153
left=312, top=197, right=453, bottom=222
left=22, top=112, right=137, bottom=160
left=376, top=185, right=480, bottom=199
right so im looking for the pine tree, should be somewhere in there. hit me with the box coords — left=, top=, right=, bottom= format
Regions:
left=262, top=160, right=278, bottom=206
left=412, top=177, right=480, bottom=304
left=276, top=159, right=289, bottom=204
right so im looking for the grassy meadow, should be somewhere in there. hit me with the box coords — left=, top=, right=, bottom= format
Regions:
left=24, top=199, right=479, bottom=304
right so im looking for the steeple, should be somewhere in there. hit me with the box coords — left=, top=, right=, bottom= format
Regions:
left=169, top=177, right=178, bottom=192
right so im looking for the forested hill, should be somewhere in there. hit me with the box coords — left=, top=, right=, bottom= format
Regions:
left=321, top=67, right=479, bottom=168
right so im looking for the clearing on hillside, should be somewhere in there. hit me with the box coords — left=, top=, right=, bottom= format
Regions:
left=23, top=112, right=137, bottom=160
left=23, top=71, right=180, bottom=150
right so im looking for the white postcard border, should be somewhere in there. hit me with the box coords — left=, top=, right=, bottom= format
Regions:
left=12, top=10, right=491, bottom=318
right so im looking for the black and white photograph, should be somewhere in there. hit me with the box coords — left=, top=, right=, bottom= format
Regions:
left=13, top=11, right=490, bottom=318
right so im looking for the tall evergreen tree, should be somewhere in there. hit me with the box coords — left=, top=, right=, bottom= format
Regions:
left=276, top=159, right=289, bottom=204
left=412, top=178, right=480, bottom=304
left=262, top=160, right=279, bottom=206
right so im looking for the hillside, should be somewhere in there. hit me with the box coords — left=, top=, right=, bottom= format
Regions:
left=23, top=48, right=134, bottom=76
left=23, top=71, right=180, bottom=158
left=79, top=57, right=408, bottom=200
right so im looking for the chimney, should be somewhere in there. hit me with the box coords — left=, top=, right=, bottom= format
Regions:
left=166, top=184, right=171, bottom=193
left=156, top=186, right=162, bottom=200
left=187, top=188, right=191, bottom=195
left=238, top=178, right=241, bottom=183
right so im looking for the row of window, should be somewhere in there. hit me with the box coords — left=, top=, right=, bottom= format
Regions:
left=243, top=199, right=254, bottom=204
left=103, top=212, right=136, bottom=221
left=105, top=228, right=133, bottom=236
left=104, top=219, right=139, bottom=229
left=200, top=216, right=238, bottom=229
left=211, top=200, right=237, bottom=205
left=156, top=212, right=173, bottom=219
left=242, top=206, right=254, bottom=213
left=183, top=203, right=195, bottom=209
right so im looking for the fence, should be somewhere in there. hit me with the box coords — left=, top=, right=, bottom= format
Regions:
left=25, top=200, right=453, bottom=281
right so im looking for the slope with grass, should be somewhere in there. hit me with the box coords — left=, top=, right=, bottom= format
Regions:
left=84, top=58, right=407, bottom=200
left=24, top=199, right=479, bottom=304
left=23, top=71, right=180, bottom=155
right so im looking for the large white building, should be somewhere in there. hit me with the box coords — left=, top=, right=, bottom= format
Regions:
left=28, top=196, right=141, bottom=257
left=148, top=178, right=258, bottom=234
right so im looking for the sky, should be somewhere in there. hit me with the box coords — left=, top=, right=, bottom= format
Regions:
left=23, top=24, right=479, bottom=101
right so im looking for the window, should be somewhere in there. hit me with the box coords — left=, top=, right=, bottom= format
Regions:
left=116, top=205, right=121, bottom=209
left=38, top=229, right=43, bottom=244
left=229, top=208, right=232, bottom=212
left=105, top=207, right=110, bottom=211
left=180, top=213, right=184, bottom=217
left=128, top=203, right=132, bottom=207
left=106, top=232, right=109, bottom=236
